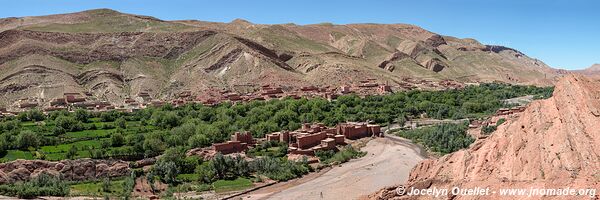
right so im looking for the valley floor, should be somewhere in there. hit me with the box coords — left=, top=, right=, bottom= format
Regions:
left=239, top=135, right=427, bottom=200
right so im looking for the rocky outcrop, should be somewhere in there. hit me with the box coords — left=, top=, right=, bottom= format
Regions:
left=420, top=58, right=447, bottom=72
left=378, top=51, right=411, bottom=72
left=0, top=159, right=130, bottom=184
left=424, top=34, right=447, bottom=47
left=369, top=74, right=600, bottom=199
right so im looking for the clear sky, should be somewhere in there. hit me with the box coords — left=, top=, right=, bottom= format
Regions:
left=1, top=0, right=598, bottom=70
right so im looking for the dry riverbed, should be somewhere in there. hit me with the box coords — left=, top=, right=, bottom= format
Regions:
left=237, top=135, right=427, bottom=200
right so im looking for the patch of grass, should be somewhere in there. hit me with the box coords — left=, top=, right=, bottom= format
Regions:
left=40, top=139, right=105, bottom=153
left=65, top=129, right=112, bottom=139
left=315, top=145, right=366, bottom=165
left=69, top=179, right=125, bottom=196
left=213, top=177, right=253, bottom=193
left=23, top=11, right=192, bottom=33
left=176, top=174, right=200, bottom=182
left=1, top=150, right=34, bottom=161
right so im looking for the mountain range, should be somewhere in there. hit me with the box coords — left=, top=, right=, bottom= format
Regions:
left=0, top=9, right=560, bottom=106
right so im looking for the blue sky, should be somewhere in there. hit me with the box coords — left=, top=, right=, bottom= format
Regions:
left=1, top=0, right=598, bottom=70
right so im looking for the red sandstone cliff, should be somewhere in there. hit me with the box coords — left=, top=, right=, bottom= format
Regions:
left=0, top=159, right=130, bottom=184
left=369, top=74, right=600, bottom=200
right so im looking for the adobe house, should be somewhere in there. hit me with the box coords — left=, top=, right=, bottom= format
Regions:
left=212, top=131, right=255, bottom=154
left=64, top=93, right=86, bottom=103
left=337, top=122, right=382, bottom=139
left=212, top=141, right=246, bottom=154
left=265, top=122, right=381, bottom=156
left=231, top=131, right=255, bottom=145
left=50, top=98, right=67, bottom=106
left=300, top=86, right=319, bottom=92
left=18, top=101, right=38, bottom=109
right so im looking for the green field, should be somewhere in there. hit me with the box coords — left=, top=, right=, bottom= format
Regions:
left=69, top=179, right=125, bottom=196
left=213, top=177, right=253, bottom=193
left=40, top=140, right=105, bottom=153
left=65, top=129, right=112, bottom=139
left=176, top=173, right=201, bottom=182
left=2, top=150, right=34, bottom=161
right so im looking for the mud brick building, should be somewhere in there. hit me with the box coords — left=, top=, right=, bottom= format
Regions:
left=18, top=101, right=38, bottom=109
left=231, top=131, right=254, bottom=145
left=50, top=98, right=67, bottom=106
left=212, top=131, right=255, bottom=154
left=337, top=122, right=382, bottom=139
left=265, top=122, right=381, bottom=156
left=212, top=141, right=246, bottom=154
left=64, top=93, right=86, bottom=103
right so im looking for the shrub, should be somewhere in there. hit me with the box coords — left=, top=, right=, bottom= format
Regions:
left=115, top=117, right=127, bottom=129
left=316, top=145, right=366, bottom=165
left=397, top=123, right=474, bottom=154
left=17, top=130, right=40, bottom=150
left=111, top=132, right=125, bottom=147
left=66, top=145, right=78, bottom=159
left=250, top=157, right=310, bottom=181
left=0, top=174, right=69, bottom=198
left=74, top=109, right=90, bottom=123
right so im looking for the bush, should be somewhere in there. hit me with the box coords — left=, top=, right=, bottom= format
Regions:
left=481, top=125, right=497, bottom=135
left=74, top=109, right=90, bottom=123
left=250, top=157, right=310, bottom=181
left=17, top=130, right=40, bottom=150
left=115, top=117, right=127, bottom=129
left=27, top=109, right=45, bottom=122
left=397, top=123, right=474, bottom=154
left=66, top=145, right=78, bottom=159
left=111, top=132, right=125, bottom=147
left=0, top=174, right=69, bottom=198
left=316, top=145, right=366, bottom=165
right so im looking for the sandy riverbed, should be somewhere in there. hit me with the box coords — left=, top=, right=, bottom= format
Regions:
left=238, top=135, right=427, bottom=200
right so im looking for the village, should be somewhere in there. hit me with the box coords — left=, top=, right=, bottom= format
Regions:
left=0, top=78, right=465, bottom=117
left=186, top=121, right=382, bottom=163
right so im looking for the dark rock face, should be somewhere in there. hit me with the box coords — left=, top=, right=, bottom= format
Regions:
left=424, top=34, right=447, bottom=47
left=421, top=58, right=447, bottom=72
left=378, top=51, right=411, bottom=72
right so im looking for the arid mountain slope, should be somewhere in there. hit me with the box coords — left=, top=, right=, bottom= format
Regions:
left=573, top=64, right=600, bottom=77
left=0, top=9, right=558, bottom=106
left=369, top=74, right=600, bottom=199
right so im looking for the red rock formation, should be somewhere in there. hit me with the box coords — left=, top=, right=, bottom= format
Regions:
left=0, top=159, right=130, bottom=184
left=368, top=74, right=600, bottom=199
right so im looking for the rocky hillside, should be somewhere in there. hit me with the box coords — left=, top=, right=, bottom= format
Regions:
left=368, top=74, right=600, bottom=199
left=0, top=159, right=129, bottom=184
left=0, top=9, right=558, bottom=106
left=573, top=64, right=600, bottom=76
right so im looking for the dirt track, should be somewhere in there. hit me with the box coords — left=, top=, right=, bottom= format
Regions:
left=241, top=136, right=427, bottom=200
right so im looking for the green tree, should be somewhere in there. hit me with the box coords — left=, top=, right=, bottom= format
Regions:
left=27, top=109, right=45, bottom=122
left=115, top=117, right=127, bottom=129
left=16, top=130, right=40, bottom=149
left=74, top=109, right=90, bottom=123
left=66, top=145, right=78, bottom=159
left=111, top=132, right=125, bottom=147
